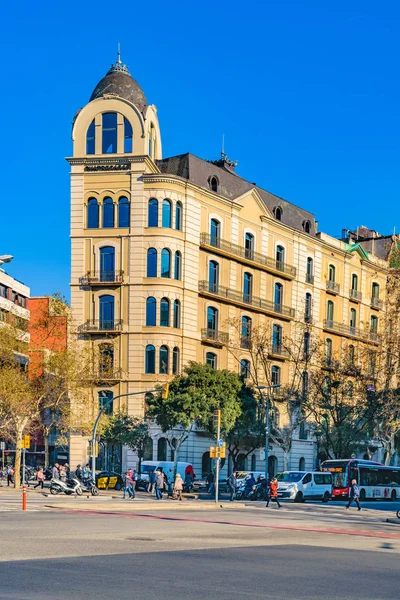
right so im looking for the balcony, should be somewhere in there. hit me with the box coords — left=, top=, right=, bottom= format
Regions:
left=79, top=271, right=124, bottom=286
left=349, top=289, right=362, bottom=302
left=269, top=344, right=289, bottom=359
left=201, top=328, right=229, bottom=346
left=200, top=233, right=296, bottom=279
left=199, top=281, right=295, bottom=320
left=78, top=319, right=123, bottom=334
left=323, top=320, right=380, bottom=344
left=305, top=273, right=314, bottom=284
left=90, top=368, right=123, bottom=383
left=371, top=296, right=383, bottom=310
left=326, top=280, right=340, bottom=294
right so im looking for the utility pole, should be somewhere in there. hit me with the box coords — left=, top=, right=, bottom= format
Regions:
left=214, top=410, right=221, bottom=506
left=257, top=385, right=281, bottom=482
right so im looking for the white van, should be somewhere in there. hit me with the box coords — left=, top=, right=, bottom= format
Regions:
left=139, top=461, right=193, bottom=484
left=276, top=471, right=332, bottom=503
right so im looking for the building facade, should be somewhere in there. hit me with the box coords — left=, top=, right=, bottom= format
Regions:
left=68, top=56, right=390, bottom=476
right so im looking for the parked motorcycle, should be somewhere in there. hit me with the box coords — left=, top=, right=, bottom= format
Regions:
left=81, top=476, right=100, bottom=496
left=50, top=477, right=83, bottom=496
left=249, top=479, right=269, bottom=501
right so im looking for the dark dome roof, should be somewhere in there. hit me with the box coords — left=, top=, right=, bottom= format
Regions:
left=89, top=59, right=148, bottom=110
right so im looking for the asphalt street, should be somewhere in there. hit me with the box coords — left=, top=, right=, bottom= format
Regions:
left=0, top=489, right=399, bottom=599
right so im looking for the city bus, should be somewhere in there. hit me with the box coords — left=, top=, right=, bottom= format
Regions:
left=321, top=458, right=400, bottom=500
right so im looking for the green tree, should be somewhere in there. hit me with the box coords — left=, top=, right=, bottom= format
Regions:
left=226, top=386, right=265, bottom=471
left=146, top=361, right=243, bottom=477
left=102, top=411, right=149, bottom=472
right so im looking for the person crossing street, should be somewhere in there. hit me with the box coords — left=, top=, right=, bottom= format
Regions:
left=266, top=477, right=281, bottom=508
left=346, top=479, right=361, bottom=511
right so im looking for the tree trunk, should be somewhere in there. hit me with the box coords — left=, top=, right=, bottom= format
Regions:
left=283, top=449, right=288, bottom=471
left=14, top=432, right=23, bottom=488
left=44, top=434, right=49, bottom=469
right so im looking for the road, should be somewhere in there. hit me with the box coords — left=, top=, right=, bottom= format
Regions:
left=0, top=489, right=399, bottom=599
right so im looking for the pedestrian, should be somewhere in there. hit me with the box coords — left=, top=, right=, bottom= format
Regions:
left=184, top=471, right=193, bottom=493
left=64, top=463, right=71, bottom=479
left=128, top=469, right=136, bottom=499
left=148, top=469, right=156, bottom=493
left=346, top=479, right=361, bottom=511
left=82, top=463, right=90, bottom=483
left=174, top=473, right=183, bottom=501
left=266, top=477, right=281, bottom=508
left=52, top=463, right=60, bottom=480
left=75, top=464, right=83, bottom=480
left=123, top=471, right=134, bottom=499
left=206, top=471, right=215, bottom=494
left=7, top=466, right=14, bottom=487
left=228, top=472, right=237, bottom=501
left=59, top=465, right=67, bottom=482
left=34, top=467, right=44, bottom=489
left=155, top=470, right=164, bottom=500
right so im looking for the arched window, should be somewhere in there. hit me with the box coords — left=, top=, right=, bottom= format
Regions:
left=306, top=257, right=314, bottom=283
left=245, top=233, right=254, bottom=260
left=172, top=347, right=180, bottom=374
left=143, top=436, right=153, bottom=461
left=209, top=260, right=219, bottom=292
left=145, top=345, right=156, bottom=374
left=351, top=274, right=358, bottom=291
left=174, top=251, right=182, bottom=280
left=98, top=390, right=113, bottom=415
left=268, top=456, right=278, bottom=477
left=299, top=457, right=306, bottom=471
left=303, top=220, right=311, bottom=234
left=350, top=308, right=357, bottom=330
left=99, top=295, right=114, bottom=330
left=159, top=345, right=169, bottom=374
left=207, top=306, right=218, bottom=331
left=243, top=272, right=253, bottom=303
left=274, top=206, right=282, bottom=221
left=272, top=324, right=282, bottom=352
left=202, top=451, right=212, bottom=478
left=276, top=245, right=285, bottom=268
left=274, top=283, right=283, bottom=309
left=348, top=344, right=355, bottom=365
left=124, top=117, right=133, bottom=153
left=160, top=298, right=170, bottom=327
left=206, top=352, right=217, bottom=369
left=99, top=343, right=113, bottom=376
left=99, top=246, right=115, bottom=282
left=146, top=297, right=156, bottom=326
left=370, top=315, right=378, bottom=334
left=148, top=198, right=159, bottom=227
left=372, top=282, right=380, bottom=299
left=328, top=264, right=336, bottom=282
left=241, top=316, right=252, bottom=348
left=251, top=454, right=257, bottom=471
left=147, top=248, right=157, bottom=277
left=271, top=365, right=281, bottom=386
left=326, top=300, right=334, bottom=323
left=240, top=359, right=250, bottom=378
left=118, top=196, right=130, bottom=228
left=305, top=292, right=312, bottom=323
left=325, top=338, right=332, bottom=365
left=302, top=371, right=309, bottom=398
left=303, top=332, right=310, bottom=359
left=158, top=437, right=167, bottom=461
left=86, top=119, right=95, bottom=154
left=162, top=199, right=172, bottom=228
left=161, top=249, right=171, bottom=278
left=210, top=176, right=218, bottom=192
left=87, top=198, right=99, bottom=228
left=102, top=112, right=118, bottom=154
left=102, top=197, right=114, bottom=228
left=175, top=202, right=183, bottom=230
left=173, top=300, right=181, bottom=328
left=210, top=218, right=221, bottom=247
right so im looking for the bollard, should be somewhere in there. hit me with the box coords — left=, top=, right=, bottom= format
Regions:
left=22, top=484, right=27, bottom=511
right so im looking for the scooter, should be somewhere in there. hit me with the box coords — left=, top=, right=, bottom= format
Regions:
left=81, top=476, right=100, bottom=496
left=50, top=477, right=83, bottom=496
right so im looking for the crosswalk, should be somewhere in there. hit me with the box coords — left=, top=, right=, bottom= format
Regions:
left=0, top=491, right=50, bottom=512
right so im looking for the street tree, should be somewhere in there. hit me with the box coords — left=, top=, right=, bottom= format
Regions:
left=102, top=411, right=150, bottom=472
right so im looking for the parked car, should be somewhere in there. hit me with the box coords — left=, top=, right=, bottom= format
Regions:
left=276, top=471, right=332, bottom=502
left=95, top=471, right=123, bottom=491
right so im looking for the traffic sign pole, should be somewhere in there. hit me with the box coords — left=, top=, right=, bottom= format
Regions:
left=215, top=414, right=221, bottom=507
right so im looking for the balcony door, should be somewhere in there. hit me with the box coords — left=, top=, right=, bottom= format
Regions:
left=100, top=247, right=115, bottom=282
left=99, top=295, right=114, bottom=330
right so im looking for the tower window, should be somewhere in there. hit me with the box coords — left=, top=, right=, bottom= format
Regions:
left=87, top=198, right=99, bottom=229
left=161, top=249, right=171, bottom=278
left=145, top=345, right=156, bottom=374
left=172, top=347, right=180, bottom=375
left=303, top=220, right=311, bottom=234
left=124, top=118, right=133, bottom=153
left=146, top=297, right=156, bottom=326
left=274, top=206, right=282, bottom=221
left=162, top=199, right=172, bottom=228
left=174, top=251, right=182, bottom=280
left=102, top=112, right=118, bottom=154
left=175, top=202, right=183, bottom=231
left=147, top=248, right=157, bottom=277
left=209, top=176, right=219, bottom=193
left=159, top=345, right=169, bottom=374
left=118, top=196, right=130, bottom=228
left=160, top=297, right=170, bottom=327
left=173, top=300, right=181, bottom=328
left=148, top=198, right=159, bottom=227
left=102, top=197, right=114, bottom=228
left=86, top=119, right=95, bottom=155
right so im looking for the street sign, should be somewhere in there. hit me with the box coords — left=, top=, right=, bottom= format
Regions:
left=22, top=435, right=30, bottom=449
left=218, top=439, right=224, bottom=447
left=0, top=442, right=5, bottom=450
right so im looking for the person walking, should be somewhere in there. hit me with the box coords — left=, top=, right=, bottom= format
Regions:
left=7, top=466, right=14, bottom=487
left=346, top=479, right=361, bottom=511
left=184, top=471, right=193, bottom=493
left=75, top=464, right=83, bottom=480
left=266, top=477, right=281, bottom=508
left=34, top=467, right=45, bottom=490
left=206, top=471, right=215, bottom=494
left=128, top=469, right=136, bottom=499
left=148, top=469, right=156, bottom=493
left=174, top=473, right=183, bottom=501
left=123, top=471, right=134, bottom=500
left=52, top=463, right=60, bottom=480
left=155, top=471, right=164, bottom=500
left=59, top=465, right=67, bottom=482
left=228, top=472, right=237, bottom=501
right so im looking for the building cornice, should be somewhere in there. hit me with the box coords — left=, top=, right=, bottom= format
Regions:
left=66, top=155, right=160, bottom=173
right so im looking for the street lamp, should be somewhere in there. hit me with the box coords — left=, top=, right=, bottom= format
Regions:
left=0, top=255, right=13, bottom=266
left=257, top=384, right=281, bottom=481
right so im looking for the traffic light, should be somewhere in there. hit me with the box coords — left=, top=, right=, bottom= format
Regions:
left=213, top=410, right=221, bottom=429
left=161, top=383, right=169, bottom=400
left=209, top=446, right=217, bottom=458
left=220, top=442, right=226, bottom=459
left=22, top=435, right=30, bottom=449
left=87, top=442, right=99, bottom=457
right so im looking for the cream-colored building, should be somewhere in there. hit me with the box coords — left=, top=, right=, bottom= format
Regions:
left=68, top=56, right=389, bottom=476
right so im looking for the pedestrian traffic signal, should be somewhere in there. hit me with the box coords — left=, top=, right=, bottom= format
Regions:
left=87, top=442, right=98, bottom=457
left=213, top=410, right=221, bottom=429
left=161, top=383, right=169, bottom=400
left=22, top=435, right=30, bottom=449
left=220, top=442, right=226, bottom=459
left=210, top=446, right=217, bottom=458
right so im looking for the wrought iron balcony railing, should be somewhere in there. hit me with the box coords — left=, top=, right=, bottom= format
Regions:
left=79, top=271, right=124, bottom=286
left=78, top=319, right=123, bottom=333
left=199, top=281, right=295, bottom=319
left=349, top=289, right=362, bottom=302
left=200, top=233, right=296, bottom=278
left=270, top=344, right=289, bottom=358
left=305, top=273, right=314, bottom=284
left=201, top=328, right=229, bottom=345
left=326, top=280, right=340, bottom=294
left=323, top=319, right=380, bottom=344
left=371, top=296, right=383, bottom=310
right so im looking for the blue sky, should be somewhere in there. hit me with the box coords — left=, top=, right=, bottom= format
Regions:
left=1, top=1, right=399, bottom=298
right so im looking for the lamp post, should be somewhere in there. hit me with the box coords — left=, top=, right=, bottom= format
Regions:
left=0, top=255, right=13, bottom=266
left=257, top=384, right=281, bottom=482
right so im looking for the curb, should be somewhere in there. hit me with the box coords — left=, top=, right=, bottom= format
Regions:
left=44, top=502, right=247, bottom=512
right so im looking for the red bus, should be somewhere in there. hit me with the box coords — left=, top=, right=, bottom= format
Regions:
left=321, top=458, right=386, bottom=499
